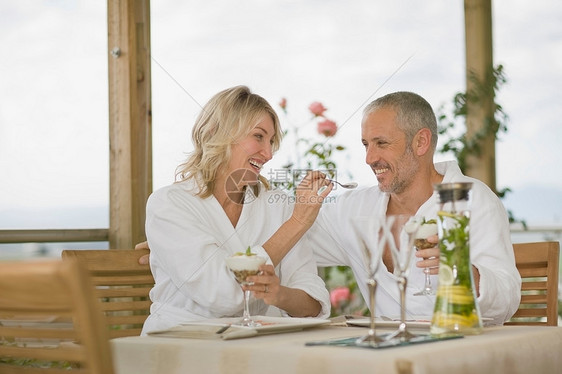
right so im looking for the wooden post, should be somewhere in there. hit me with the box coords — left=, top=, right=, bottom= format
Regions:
left=107, top=0, right=152, bottom=249
left=464, top=0, right=496, bottom=191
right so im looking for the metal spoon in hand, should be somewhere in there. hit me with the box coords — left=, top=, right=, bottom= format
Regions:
left=327, top=179, right=358, bottom=189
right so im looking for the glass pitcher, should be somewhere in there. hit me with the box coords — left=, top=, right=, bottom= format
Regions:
left=430, top=182, right=483, bottom=336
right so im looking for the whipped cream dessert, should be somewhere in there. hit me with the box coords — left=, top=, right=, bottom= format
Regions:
left=415, top=220, right=438, bottom=250
left=225, top=250, right=266, bottom=284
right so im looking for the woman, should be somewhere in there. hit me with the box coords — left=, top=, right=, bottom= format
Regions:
left=141, top=86, right=332, bottom=334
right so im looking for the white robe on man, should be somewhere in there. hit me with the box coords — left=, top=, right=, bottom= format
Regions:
left=309, top=160, right=521, bottom=325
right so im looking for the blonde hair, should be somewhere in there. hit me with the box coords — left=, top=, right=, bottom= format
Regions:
left=176, top=86, right=282, bottom=198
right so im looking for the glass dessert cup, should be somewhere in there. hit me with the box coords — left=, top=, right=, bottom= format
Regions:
left=225, top=254, right=267, bottom=327
left=381, top=214, right=421, bottom=342
left=351, top=216, right=386, bottom=347
left=413, top=220, right=438, bottom=296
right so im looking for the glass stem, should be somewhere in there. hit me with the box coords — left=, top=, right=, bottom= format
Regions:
left=399, top=276, right=407, bottom=329
left=243, top=289, right=251, bottom=322
left=424, top=267, right=432, bottom=290
left=367, top=278, right=377, bottom=334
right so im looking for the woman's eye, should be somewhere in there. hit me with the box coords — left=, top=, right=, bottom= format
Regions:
left=254, top=134, right=263, bottom=140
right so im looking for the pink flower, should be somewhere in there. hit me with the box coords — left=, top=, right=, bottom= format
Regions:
left=317, top=119, right=337, bottom=137
left=279, top=97, right=287, bottom=111
left=308, top=101, right=327, bottom=117
left=330, top=286, right=351, bottom=307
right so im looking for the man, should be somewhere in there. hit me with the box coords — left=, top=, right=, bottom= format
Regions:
left=138, top=91, right=521, bottom=325
left=308, top=91, right=520, bottom=325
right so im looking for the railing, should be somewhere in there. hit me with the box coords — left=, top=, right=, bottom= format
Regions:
left=0, top=229, right=110, bottom=260
left=0, top=229, right=109, bottom=243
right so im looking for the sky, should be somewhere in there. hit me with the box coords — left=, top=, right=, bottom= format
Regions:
left=0, top=0, right=561, bottom=229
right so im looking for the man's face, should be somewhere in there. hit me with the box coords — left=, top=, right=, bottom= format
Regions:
left=361, top=108, right=419, bottom=194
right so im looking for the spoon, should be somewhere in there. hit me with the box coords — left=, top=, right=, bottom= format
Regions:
left=328, top=179, right=358, bottom=189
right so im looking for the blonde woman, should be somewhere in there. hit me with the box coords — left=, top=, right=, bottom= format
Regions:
left=141, top=86, right=332, bottom=335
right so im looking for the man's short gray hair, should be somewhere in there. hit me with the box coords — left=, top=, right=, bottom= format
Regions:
left=363, top=91, right=438, bottom=149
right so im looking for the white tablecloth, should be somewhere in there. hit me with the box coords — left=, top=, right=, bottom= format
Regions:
left=111, top=324, right=562, bottom=374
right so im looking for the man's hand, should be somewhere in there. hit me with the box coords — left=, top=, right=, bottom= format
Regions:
left=414, top=234, right=481, bottom=295
left=414, top=234, right=439, bottom=274
left=135, top=241, right=150, bottom=265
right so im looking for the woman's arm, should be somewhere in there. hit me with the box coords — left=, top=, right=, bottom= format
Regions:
left=137, top=171, right=332, bottom=267
left=263, top=171, right=332, bottom=266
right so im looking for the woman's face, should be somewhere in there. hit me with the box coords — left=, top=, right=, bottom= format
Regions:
left=226, top=113, right=275, bottom=187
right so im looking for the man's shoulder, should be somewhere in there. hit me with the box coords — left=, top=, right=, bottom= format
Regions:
left=447, top=171, right=498, bottom=200
left=438, top=160, right=498, bottom=198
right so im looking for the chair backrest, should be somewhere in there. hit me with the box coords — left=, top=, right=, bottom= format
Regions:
left=505, top=241, right=560, bottom=326
left=0, top=259, right=115, bottom=374
left=61, top=249, right=153, bottom=338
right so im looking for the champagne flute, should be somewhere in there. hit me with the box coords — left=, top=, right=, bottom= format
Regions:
left=413, top=219, right=438, bottom=296
left=382, top=214, right=421, bottom=342
left=225, top=252, right=267, bottom=327
left=351, top=216, right=386, bottom=346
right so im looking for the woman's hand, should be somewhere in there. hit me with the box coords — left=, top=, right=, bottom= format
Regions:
left=246, top=264, right=322, bottom=317
left=414, top=234, right=439, bottom=275
left=245, top=264, right=281, bottom=305
left=290, top=170, right=333, bottom=229
left=262, top=171, right=332, bottom=266
left=135, top=241, right=151, bottom=265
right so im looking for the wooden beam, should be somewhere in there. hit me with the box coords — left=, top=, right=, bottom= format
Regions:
left=107, top=0, right=152, bottom=249
left=464, top=0, right=496, bottom=191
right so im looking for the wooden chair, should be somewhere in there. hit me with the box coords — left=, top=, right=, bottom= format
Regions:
left=505, top=241, right=560, bottom=326
left=0, top=259, right=115, bottom=373
left=61, top=249, right=154, bottom=338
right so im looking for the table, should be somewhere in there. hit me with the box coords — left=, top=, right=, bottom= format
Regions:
left=111, top=324, right=562, bottom=374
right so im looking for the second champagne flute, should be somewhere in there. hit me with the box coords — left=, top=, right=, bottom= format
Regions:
left=382, top=214, right=421, bottom=342
left=351, top=216, right=386, bottom=346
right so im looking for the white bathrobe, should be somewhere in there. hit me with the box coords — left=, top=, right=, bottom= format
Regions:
left=141, top=179, right=330, bottom=335
left=309, top=160, right=521, bottom=325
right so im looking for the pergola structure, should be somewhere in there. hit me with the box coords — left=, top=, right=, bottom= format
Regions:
left=464, top=0, right=496, bottom=192
left=107, top=0, right=152, bottom=249
left=0, top=0, right=496, bottom=250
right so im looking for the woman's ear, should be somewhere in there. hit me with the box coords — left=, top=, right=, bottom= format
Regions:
left=413, top=128, right=432, bottom=156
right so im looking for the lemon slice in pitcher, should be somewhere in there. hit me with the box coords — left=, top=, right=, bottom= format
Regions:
left=438, top=264, right=454, bottom=286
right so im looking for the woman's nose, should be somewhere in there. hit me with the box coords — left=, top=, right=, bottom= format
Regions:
left=260, top=143, right=272, bottom=162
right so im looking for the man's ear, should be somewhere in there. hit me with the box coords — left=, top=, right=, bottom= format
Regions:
left=413, top=128, right=432, bottom=156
